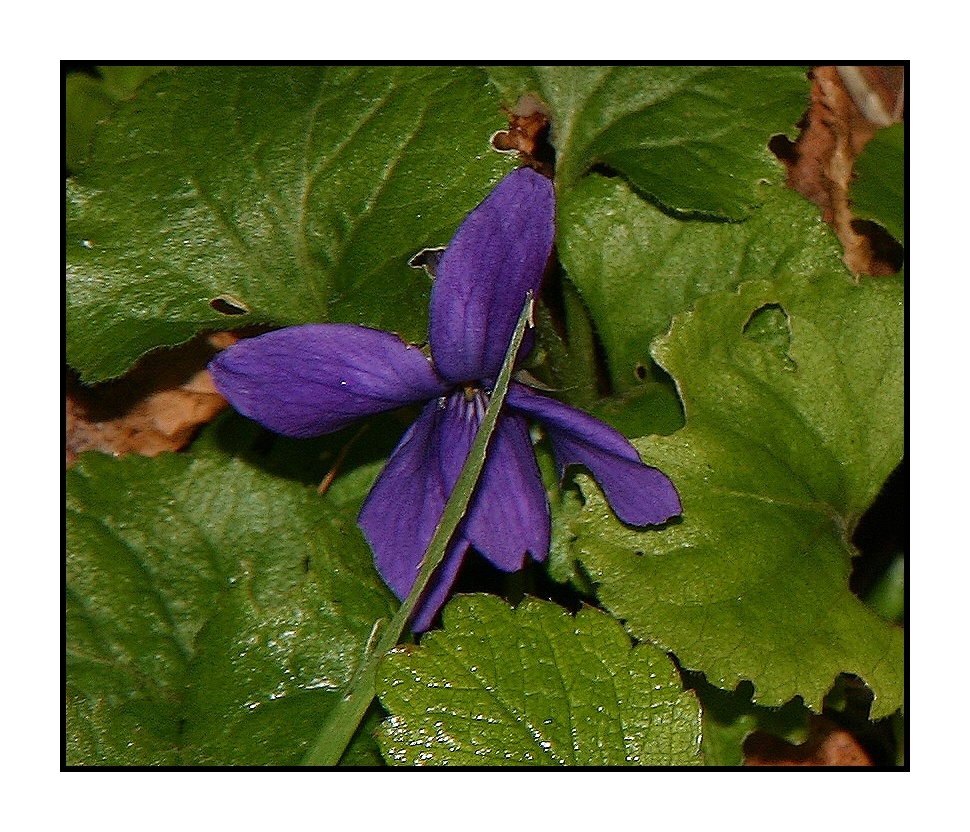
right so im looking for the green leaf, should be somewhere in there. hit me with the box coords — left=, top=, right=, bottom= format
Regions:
left=66, top=65, right=513, bottom=382
left=486, top=65, right=808, bottom=218
left=558, top=174, right=846, bottom=394
left=562, top=271, right=905, bottom=718
left=66, top=448, right=396, bottom=766
left=863, top=552, right=905, bottom=624
left=527, top=282, right=601, bottom=411
left=65, top=66, right=171, bottom=171
left=376, top=595, right=702, bottom=766
left=691, top=678, right=809, bottom=766
left=96, top=66, right=173, bottom=100
left=851, top=122, right=905, bottom=244
left=65, top=73, right=117, bottom=173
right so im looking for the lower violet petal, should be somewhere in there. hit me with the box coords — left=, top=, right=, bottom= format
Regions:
left=433, top=390, right=549, bottom=569
left=358, top=398, right=468, bottom=632
left=359, top=399, right=447, bottom=599
left=208, top=324, right=446, bottom=439
left=410, top=540, right=471, bottom=633
left=459, top=407, right=550, bottom=571
left=507, top=383, right=682, bottom=526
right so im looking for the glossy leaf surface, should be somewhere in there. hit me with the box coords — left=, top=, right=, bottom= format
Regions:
left=377, top=595, right=702, bottom=766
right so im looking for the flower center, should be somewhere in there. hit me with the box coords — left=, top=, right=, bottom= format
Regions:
left=451, top=385, right=487, bottom=426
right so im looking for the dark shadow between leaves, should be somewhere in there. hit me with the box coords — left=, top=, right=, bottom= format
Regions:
left=204, top=406, right=415, bottom=499
left=850, top=459, right=907, bottom=623
left=586, top=163, right=753, bottom=224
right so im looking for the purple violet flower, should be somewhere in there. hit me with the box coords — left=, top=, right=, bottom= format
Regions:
left=209, top=167, right=681, bottom=631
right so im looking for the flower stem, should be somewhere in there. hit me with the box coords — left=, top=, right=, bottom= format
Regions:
left=300, top=292, right=535, bottom=767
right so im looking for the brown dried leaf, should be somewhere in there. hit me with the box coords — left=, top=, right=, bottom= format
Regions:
left=65, top=332, right=238, bottom=467
left=490, top=94, right=555, bottom=177
left=743, top=715, right=873, bottom=767
left=776, top=65, right=904, bottom=277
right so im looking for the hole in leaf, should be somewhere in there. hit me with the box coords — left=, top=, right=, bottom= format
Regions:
left=210, top=294, right=250, bottom=316
left=742, top=303, right=796, bottom=370
left=768, top=133, right=800, bottom=166
left=408, top=246, right=446, bottom=278
left=850, top=219, right=904, bottom=276
left=634, top=363, right=648, bottom=380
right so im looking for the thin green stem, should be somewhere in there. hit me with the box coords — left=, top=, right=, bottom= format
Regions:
left=300, top=293, right=535, bottom=767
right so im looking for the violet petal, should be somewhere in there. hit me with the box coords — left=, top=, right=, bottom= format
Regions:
left=358, top=397, right=469, bottom=632
left=429, top=167, right=555, bottom=384
left=460, top=405, right=550, bottom=571
left=409, top=539, right=471, bottom=633
left=429, top=390, right=549, bottom=571
left=208, top=324, right=447, bottom=439
left=507, top=383, right=682, bottom=526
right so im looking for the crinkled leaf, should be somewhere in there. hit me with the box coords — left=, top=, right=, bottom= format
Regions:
left=66, top=447, right=396, bottom=766
left=562, top=271, right=904, bottom=718
left=851, top=122, right=904, bottom=244
left=558, top=174, right=846, bottom=395
left=66, top=65, right=513, bottom=382
left=376, top=595, right=702, bottom=766
left=486, top=65, right=808, bottom=218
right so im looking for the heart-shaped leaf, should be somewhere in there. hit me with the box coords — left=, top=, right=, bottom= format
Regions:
left=487, top=65, right=808, bottom=218
left=561, top=271, right=905, bottom=718
left=66, top=65, right=513, bottom=382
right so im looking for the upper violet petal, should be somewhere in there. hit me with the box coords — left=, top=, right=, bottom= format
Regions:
left=208, top=324, right=447, bottom=439
left=358, top=397, right=469, bottom=632
left=430, top=167, right=555, bottom=383
left=431, top=390, right=549, bottom=571
left=507, top=384, right=682, bottom=526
